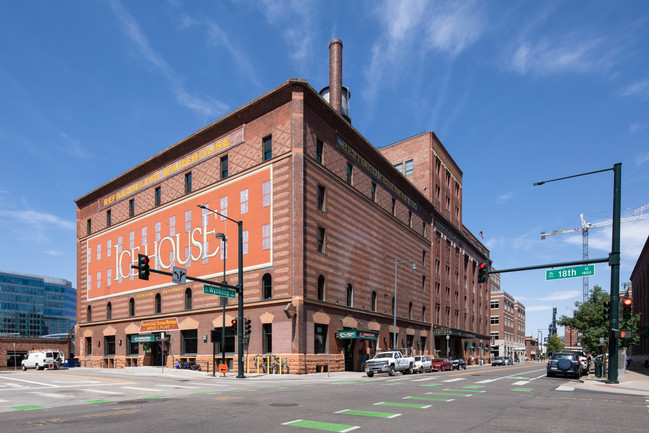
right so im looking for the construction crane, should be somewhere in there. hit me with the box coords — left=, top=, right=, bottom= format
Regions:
left=541, top=204, right=649, bottom=301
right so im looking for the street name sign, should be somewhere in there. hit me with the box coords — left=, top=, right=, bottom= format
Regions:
left=204, top=284, right=236, bottom=299
left=546, top=265, right=595, bottom=281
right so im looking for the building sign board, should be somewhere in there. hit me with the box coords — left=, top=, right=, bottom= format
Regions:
left=335, top=330, right=379, bottom=340
left=139, top=318, right=179, bottom=333
left=85, top=166, right=272, bottom=301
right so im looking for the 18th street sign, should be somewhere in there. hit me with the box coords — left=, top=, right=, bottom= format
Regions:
left=204, top=284, right=236, bottom=299
left=546, top=265, right=595, bottom=281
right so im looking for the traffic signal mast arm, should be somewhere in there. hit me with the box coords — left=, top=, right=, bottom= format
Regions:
left=130, top=263, right=240, bottom=293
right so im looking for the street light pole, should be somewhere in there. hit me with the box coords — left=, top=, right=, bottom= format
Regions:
left=394, top=259, right=416, bottom=352
left=197, top=205, right=245, bottom=378
left=538, top=329, right=543, bottom=360
left=215, top=232, right=227, bottom=377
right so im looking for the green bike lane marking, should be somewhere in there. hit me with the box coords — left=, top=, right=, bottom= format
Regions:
left=507, top=376, right=532, bottom=380
left=85, top=399, right=113, bottom=404
left=375, top=401, right=431, bottom=409
left=282, top=419, right=359, bottom=432
left=336, top=409, right=401, bottom=418
left=425, top=391, right=473, bottom=397
left=420, top=383, right=442, bottom=387
left=403, top=396, right=454, bottom=402
left=462, top=385, right=485, bottom=389
left=328, top=382, right=369, bottom=386
left=512, top=388, right=533, bottom=392
left=444, top=388, right=485, bottom=393
left=10, top=405, right=46, bottom=411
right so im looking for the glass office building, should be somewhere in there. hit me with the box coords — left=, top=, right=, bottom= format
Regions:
left=0, top=270, right=76, bottom=337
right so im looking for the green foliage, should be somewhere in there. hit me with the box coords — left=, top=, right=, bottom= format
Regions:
left=546, top=333, right=564, bottom=354
left=558, top=285, right=642, bottom=353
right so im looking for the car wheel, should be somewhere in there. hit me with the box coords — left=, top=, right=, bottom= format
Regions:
left=388, top=365, right=395, bottom=376
left=367, top=372, right=374, bottom=378
left=35, top=364, right=40, bottom=371
left=407, top=365, right=414, bottom=375
left=419, top=367, right=424, bottom=374
left=21, top=364, right=26, bottom=371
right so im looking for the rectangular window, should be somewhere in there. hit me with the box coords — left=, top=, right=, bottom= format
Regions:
left=155, top=187, right=162, bottom=207
left=315, top=139, right=323, bottom=164
left=371, top=182, right=376, bottom=202
left=97, top=244, right=101, bottom=261
left=127, top=334, right=139, bottom=356
left=185, top=210, right=191, bottom=232
left=314, top=324, right=328, bottom=354
left=317, top=227, right=325, bottom=253
left=220, top=197, right=228, bottom=220
left=185, top=172, right=192, bottom=194
left=263, top=324, right=272, bottom=353
left=262, top=180, right=271, bottom=207
left=408, top=211, right=412, bottom=227
left=107, top=269, right=112, bottom=287
left=87, top=219, right=91, bottom=236
left=491, top=300, right=499, bottom=309
left=490, top=316, right=499, bottom=325
left=346, top=163, right=353, bottom=185
left=242, top=230, right=249, bottom=255
left=405, top=159, right=414, bottom=176
left=181, top=330, right=198, bottom=355
left=220, top=155, right=228, bottom=179
left=262, top=135, right=272, bottom=161
left=394, top=163, right=403, bottom=173
left=262, top=224, right=271, bottom=250
left=106, top=210, right=112, bottom=227
left=104, top=336, right=115, bottom=357
left=129, top=199, right=135, bottom=218
left=317, top=185, right=325, bottom=211
left=240, top=189, right=249, bottom=214
left=391, top=198, right=396, bottom=216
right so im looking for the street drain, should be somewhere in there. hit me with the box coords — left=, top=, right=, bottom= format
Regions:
left=269, top=403, right=298, bottom=407
left=118, top=400, right=150, bottom=405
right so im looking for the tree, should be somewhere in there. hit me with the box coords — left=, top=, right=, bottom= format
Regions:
left=546, top=333, right=564, bottom=354
left=558, top=285, right=642, bottom=354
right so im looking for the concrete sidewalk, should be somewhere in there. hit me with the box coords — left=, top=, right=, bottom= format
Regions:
left=577, top=370, right=649, bottom=396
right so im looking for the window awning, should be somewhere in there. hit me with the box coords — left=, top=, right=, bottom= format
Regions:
left=335, top=329, right=378, bottom=340
left=467, top=344, right=475, bottom=349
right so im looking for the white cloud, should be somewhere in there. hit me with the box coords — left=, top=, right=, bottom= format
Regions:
left=257, top=0, right=317, bottom=64
left=56, top=133, right=93, bottom=159
left=629, top=122, right=649, bottom=134
left=44, top=250, right=62, bottom=256
left=0, top=209, right=75, bottom=244
left=109, top=0, right=228, bottom=120
left=619, top=79, right=649, bottom=101
left=509, top=35, right=609, bottom=76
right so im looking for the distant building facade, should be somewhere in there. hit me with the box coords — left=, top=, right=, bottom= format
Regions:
left=630, top=235, right=649, bottom=360
left=0, top=270, right=76, bottom=337
left=490, top=288, right=526, bottom=360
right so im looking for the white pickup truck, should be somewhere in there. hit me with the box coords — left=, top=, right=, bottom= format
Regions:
left=365, top=351, right=415, bottom=377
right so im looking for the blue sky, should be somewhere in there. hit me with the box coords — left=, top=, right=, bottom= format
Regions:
left=1, top=1, right=648, bottom=338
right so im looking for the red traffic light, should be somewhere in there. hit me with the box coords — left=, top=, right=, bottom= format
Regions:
left=231, top=319, right=238, bottom=326
left=622, top=298, right=632, bottom=306
left=478, top=262, right=489, bottom=283
left=620, top=330, right=633, bottom=339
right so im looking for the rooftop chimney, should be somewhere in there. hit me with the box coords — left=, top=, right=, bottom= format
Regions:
left=329, top=39, right=343, bottom=114
left=320, top=39, right=351, bottom=122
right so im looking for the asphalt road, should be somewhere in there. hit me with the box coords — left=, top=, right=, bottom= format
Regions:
left=1, top=364, right=647, bottom=432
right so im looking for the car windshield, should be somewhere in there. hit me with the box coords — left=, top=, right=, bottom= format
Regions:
left=415, top=356, right=422, bottom=361
left=374, top=353, right=393, bottom=359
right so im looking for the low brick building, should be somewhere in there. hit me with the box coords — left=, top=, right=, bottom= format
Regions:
left=0, top=337, right=70, bottom=368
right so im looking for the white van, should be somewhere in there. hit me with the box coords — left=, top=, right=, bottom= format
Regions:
left=21, top=350, right=65, bottom=370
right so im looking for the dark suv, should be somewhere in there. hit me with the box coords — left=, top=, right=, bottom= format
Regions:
left=547, top=351, right=582, bottom=379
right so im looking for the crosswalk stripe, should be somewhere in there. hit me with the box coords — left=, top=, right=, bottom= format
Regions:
left=83, top=389, right=122, bottom=395
left=412, top=377, right=438, bottom=382
left=555, top=385, right=575, bottom=392
left=512, top=381, right=530, bottom=386
left=158, top=384, right=199, bottom=389
left=30, top=392, right=66, bottom=399
left=442, top=378, right=464, bottom=383
left=475, top=379, right=497, bottom=384
left=121, top=386, right=162, bottom=392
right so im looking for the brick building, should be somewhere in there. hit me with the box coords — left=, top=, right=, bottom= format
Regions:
left=490, top=288, right=526, bottom=360
left=74, top=40, right=490, bottom=373
left=630, top=235, right=649, bottom=361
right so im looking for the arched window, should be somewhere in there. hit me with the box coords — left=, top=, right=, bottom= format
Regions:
left=346, top=284, right=353, bottom=307
left=87, top=305, right=92, bottom=322
left=371, top=291, right=377, bottom=312
left=155, top=293, right=161, bottom=313
left=129, top=298, right=135, bottom=317
left=317, top=275, right=325, bottom=301
left=185, top=288, right=192, bottom=310
left=408, top=302, right=413, bottom=319
left=106, top=302, right=112, bottom=320
left=262, top=274, right=272, bottom=299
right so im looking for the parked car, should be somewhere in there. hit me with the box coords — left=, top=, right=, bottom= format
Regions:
left=547, top=351, right=583, bottom=379
left=365, top=351, right=416, bottom=377
left=21, top=350, right=65, bottom=371
left=430, top=358, right=452, bottom=372
left=573, top=350, right=589, bottom=375
left=503, top=356, right=514, bottom=365
left=451, top=359, right=467, bottom=370
left=414, top=355, right=432, bottom=373
left=492, top=356, right=506, bottom=366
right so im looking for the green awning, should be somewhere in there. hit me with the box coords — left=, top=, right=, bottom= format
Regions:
left=467, top=344, right=475, bottom=349
left=335, top=329, right=378, bottom=340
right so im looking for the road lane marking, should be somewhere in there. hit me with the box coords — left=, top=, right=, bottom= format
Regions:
left=445, top=388, right=485, bottom=393
left=404, top=396, right=454, bottom=402
left=442, top=378, right=464, bottom=383
left=83, top=389, right=122, bottom=395
left=42, top=372, right=133, bottom=383
left=30, top=392, right=67, bottom=399
left=463, top=385, right=485, bottom=389
left=412, top=377, right=438, bottom=382
left=0, top=376, right=58, bottom=387
left=555, top=386, right=575, bottom=392
left=11, top=405, right=46, bottom=411
left=426, top=391, right=473, bottom=397
left=121, top=386, right=163, bottom=392
left=512, top=381, right=530, bottom=386
left=157, top=384, right=200, bottom=389
left=475, top=379, right=497, bottom=384
left=336, top=409, right=401, bottom=418
left=512, top=388, right=533, bottom=392
left=282, top=419, right=360, bottom=432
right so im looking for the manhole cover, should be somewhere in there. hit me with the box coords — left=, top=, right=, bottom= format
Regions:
left=117, top=400, right=150, bottom=405
left=269, top=403, right=298, bottom=407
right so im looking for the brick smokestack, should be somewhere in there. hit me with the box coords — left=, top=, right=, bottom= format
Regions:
left=329, top=39, right=343, bottom=114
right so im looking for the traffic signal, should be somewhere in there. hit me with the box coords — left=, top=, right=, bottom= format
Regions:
left=619, top=330, right=633, bottom=339
left=603, top=301, right=610, bottom=322
left=478, top=262, right=489, bottom=283
left=231, top=318, right=238, bottom=335
left=622, top=297, right=633, bottom=321
left=244, top=318, right=252, bottom=337
left=137, top=254, right=150, bottom=280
